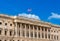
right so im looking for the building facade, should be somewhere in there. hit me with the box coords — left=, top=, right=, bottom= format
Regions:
left=0, top=14, right=60, bottom=41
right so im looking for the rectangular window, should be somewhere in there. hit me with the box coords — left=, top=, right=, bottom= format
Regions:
left=34, top=25, right=37, bottom=30
left=45, top=28, right=47, bottom=31
left=18, top=30, right=20, bottom=36
left=48, top=34, right=50, bottom=39
left=42, top=27, right=44, bottom=31
left=35, top=32, right=37, bottom=38
left=38, top=33, right=40, bottom=38
left=0, top=22, right=2, bottom=25
left=30, top=25, right=33, bottom=29
left=38, top=26, right=40, bottom=30
left=0, top=40, right=1, bottom=41
left=26, top=32, right=29, bottom=37
left=22, top=23, right=25, bottom=29
left=0, top=30, right=1, bottom=35
left=31, top=32, right=33, bottom=37
left=26, top=24, right=29, bottom=29
left=5, top=30, right=7, bottom=35
left=10, top=30, right=12, bottom=36
left=45, top=33, right=47, bottom=38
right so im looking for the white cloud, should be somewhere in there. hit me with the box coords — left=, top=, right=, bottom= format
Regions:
left=18, top=13, right=40, bottom=20
left=48, top=12, right=60, bottom=19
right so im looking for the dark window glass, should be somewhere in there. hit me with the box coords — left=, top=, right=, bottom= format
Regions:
left=42, top=27, right=44, bottom=31
left=10, top=30, right=12, bottom=36
left=45, top=28, right=47, bottom=31
left=0, top=40, right=1, bottom=41
left=34, top=25, right=37, bottom=30
left=5, top=40, right=7, bottom=41
left=38, top=26, right=40, bottom=30
left=13, top=40, right=14, bottom=41
left=18, top=40, right=19, bottom=41
left=10, top=24, right=12, bottom=26
left=0, top=22, right=2, bottom=25
left=0, top=30, right=1, bottom=35
left=38, top=33, right=40, bottom=38
left=5, top=30, right=7, bottom=35
left=48, top=34, right=50, bottom=39
left=30, top=25, right=33, bottom=29
left=26, top=24, right=29, bottom=29
left=5, top=23, right=7, bottom=25
left=45, top=34, right=47, bottom=38
left=22, top=23, right=25, bottom=29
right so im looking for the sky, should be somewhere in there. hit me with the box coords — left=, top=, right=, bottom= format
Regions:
left=0, top=0, right=60, bottom=25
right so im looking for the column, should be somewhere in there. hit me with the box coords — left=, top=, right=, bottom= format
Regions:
left=37, top=26, right=38, bottom=39
left=50, top=29, right=51, bottom=40
left=20, top=23, right=22, bottom=37
left=40, top=27, right=42, bottom=39
left=29, top=25, right=31, bottom=38
left=47, top=28, right=48, bottom=39
left=44, top=27, right=45, bottom=39
left=15, top=22, right=18, bottom=37
left=25, top=24, right=26, bottom=38
left=33, top=25, right=35, bottom=38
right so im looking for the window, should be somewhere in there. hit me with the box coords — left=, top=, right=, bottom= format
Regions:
left=5, top=23, right=7, bottom=26
left=45, top=33, right=47, bottom=38
left=45, top=28, right=47, bottom=31
left=5, top=40, right=7, bottom=41
left=10, top=24, right=12, bottom=26
left=0, top=40, right=1, bottom=41
left=0, top=29, right=2, bottom=35
left=30, top=25, right=33, bottom=29
left=38, top=33, right=40, bottom=38
left=48, top=29, right=50, bottom=32
left=10, top=30, right=12, bottom=36
left=35, top=32, right=37, bottom=38
left=18, top=40, right=19, bottom=41
left=18, top=30, right=20, bottom=36
left=38, top=26, right=40, bottom=30
left=22, top=23, right=25, bottom=29
left=31, top=32, right=33, bottom=37
left=5, top=30, right=7, bottom=35
left=26, top=32, right=29, bottom=37
left=34, top=25, right=37, bottom=30
left=26, top=24, right=29, bottom=29
left=42, top=27, right=44, bottom=31
left=13, top=40, right=14, bottom=41
left=48, top=34, right=50, bottom=39
left=0, top=22, right=2, bottom=25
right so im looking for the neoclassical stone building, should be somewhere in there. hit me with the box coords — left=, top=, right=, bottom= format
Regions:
left=0, top=14, right=60, bottom=41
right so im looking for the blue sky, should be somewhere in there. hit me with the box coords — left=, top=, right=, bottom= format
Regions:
left=0, top=0, right=60, bottom=25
